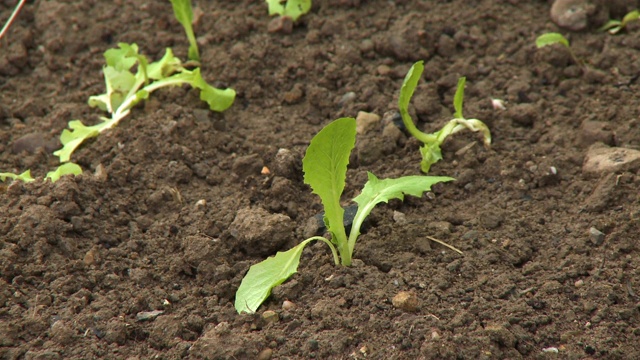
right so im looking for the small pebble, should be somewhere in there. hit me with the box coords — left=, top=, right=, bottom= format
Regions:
left=257, top=348, right=273, bottom=360
left=355, top=111, right=381, bottom=135
left=136, top=310, right=164, bottom=321
left=262, top=310, right=279, bottom=324
left=392, top=291, right=420, bottom=312
left=575, top=279, right=584, bottom=287
left=589, top=227, right=605, bottom=245
left=282, top=300, right=297, bottom=311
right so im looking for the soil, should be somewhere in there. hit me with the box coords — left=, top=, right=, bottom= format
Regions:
left=1, top=0, right=640, bottom=359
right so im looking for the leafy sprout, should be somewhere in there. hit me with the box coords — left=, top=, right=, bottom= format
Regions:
left=169, top=0, right=200, bottom=61
left=0, top=163, right=83, bottom=183
left=399, top=61, right=491, bottom=174
left=535, top=32, right=583, bottom=68
left=266, top=0, right=312, bottom=21
left=599, top=10, right=640, bottom=34
left=234, top=117, right=453, bottom=314
left=53, top=43, right=236, bottom=163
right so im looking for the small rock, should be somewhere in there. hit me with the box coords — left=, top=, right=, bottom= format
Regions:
left=282, top=300, right=297, bottom=311
left=507, top=103, right=538, bottom=127
left=382, top=122, right=403, bottom=146
left=575, top=279, right=585, bottom=287
left=50, top=320, right=75, bottom=345
left=356, top=111, right=381, bottom=134
left=229, top=207, right=295, bottom=256
left=392, top=211, right=407, bottom=225
left=582, top=144, right=640, bottom=175
left=484, top=324, right=516, bottom=347
left=262, top=310, right=279, bottom=324
left=257, top=348, right=273, bottom=360
left=232, top=154, right=264, bottom=179
left=339, top=92, right=357, bottom=106
left=12, top=132, right=58, bottom=154
left=550, top=0, right=607, bottom=31
left=136, top=310, right=164, bottom=321
left=589, top=227, right=605, bottom=245
left=392, top=291, right=420, bottom=312
left=272, top=148, right=301, bottom=180
left=579, top=120, right=614, bottom=146
left=267, top=16, right=293, bottom=34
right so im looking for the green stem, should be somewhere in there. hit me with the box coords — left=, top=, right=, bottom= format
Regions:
left=306, top=236, right=341, bottom=266
left=399, top=108, right=437, bottom=145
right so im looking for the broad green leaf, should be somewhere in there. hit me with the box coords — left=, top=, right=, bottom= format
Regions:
left=235, top=239, right=314, bottom=314
left=303, top=117, right=355, bottom=253
left=535, top=33, right=569, bottom=49
left=46, top=163, right=82, bottom=182
left=104, top=43, right=139, bottom=71
left=169, top=0, right=200, bottom=62
left=266, top=0, right=311, bottom=21
left=348, top=173, right=454, bottom=255
left=622, top=10, right=640, bottom=25
left=0, top=170, right=34, bottom=183
left=453, top=77, right=466, bottom=119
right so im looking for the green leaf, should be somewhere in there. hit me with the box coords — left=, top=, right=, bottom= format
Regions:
left=419, top=142, right=443, bottom=174
left=45, top=163, right=82, bottom=182
left=535, top=32, right=569, bottom=49
left=622, top=10, right=640, bottom=25
left=235, top=239, right=314, bottom=314
left=0, top=170, right=34, bottom=183
left=347, top=173, right=454, bottom=256
left=398, top=60, right=434, bottom=144
left=266, top=0, right=311, bottom=21
left=169, top=0, right=200, bottom=62
left=453, top=77, right=466, bottom=119
left=302, top=117, right=355, bottom=256
left=53, top=120, right=108, bottom=163
left=147, top=48, right=183, bottom=80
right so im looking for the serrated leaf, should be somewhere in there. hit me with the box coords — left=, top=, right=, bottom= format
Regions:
left=46, top=163, right=82, bottom=182
left=104, top=43, right=139, bottom=71
left=190, top=68, right=236, bottom=112
left=419, top=143, right=443, bottom=174
left=0, top=170, right=34, bottom=183
left=169, top=0, right=200, bottom=61
left=235, top=239, right=313, bottom=314
left=303, top=117, right=355, bottom=249
left=348, top=173, right=454, bottom=253
left=535, top=33, right=569, bottom=49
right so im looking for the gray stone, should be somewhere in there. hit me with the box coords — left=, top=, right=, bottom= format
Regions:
left=583, top=144, right=640, bottom=176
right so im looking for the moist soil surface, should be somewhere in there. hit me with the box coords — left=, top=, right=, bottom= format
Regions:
left=2, top=1, right=640, bottom=359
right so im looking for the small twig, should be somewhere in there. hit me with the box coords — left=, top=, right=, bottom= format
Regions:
left=0, top=0, right=26, bottom=42
left=426, top=235, right=463, bottom=255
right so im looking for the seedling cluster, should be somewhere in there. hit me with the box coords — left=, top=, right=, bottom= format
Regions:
left=266, top=0, right=312, bottom=21
left=1, top=0, right=235, bottom=183
left=535, top=32, right=583, bottom=68
left=600, top=9, right=640, bottom=34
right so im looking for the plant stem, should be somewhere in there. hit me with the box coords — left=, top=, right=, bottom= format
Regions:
left=306, top=236, right=341, bottom=266
left=0, top=0, right=26, bottom=42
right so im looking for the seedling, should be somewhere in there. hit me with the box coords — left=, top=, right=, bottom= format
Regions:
left=53, top=43, right=236, bottom=163
left=0, top=163, right=82, bottom=183
left=535, top=32, right=583, bottom=68
left=266, top=0, right=312, bottom=21
left=234, top=117, right=453, bottom=313
left=399, top=61, right=491, bottom=174
left=599, top=10, right=640, bottom=34
left=169, top=0, right=200, bottom=61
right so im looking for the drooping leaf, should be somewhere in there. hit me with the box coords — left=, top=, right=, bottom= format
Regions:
left=169, top=0, right=200, bottom=61
left=46, top=163, right=82, bottom=182
left=54, top=120, right=107, bottom=163
left=419, top=143, right=443, bottom=174
left=0, top=170, right=34, bottom=183
left=302, top=117, right=355, bottom=250
left=235, top=239, right=314, bottom=314
left=146, top=48, right=183, bottom=80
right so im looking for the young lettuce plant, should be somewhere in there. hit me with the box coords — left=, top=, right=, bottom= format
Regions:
left=0, top=162, right=82, bottom=183
left=53, top=43, right=236, bottom=163
left=266, top=0, right=312, bottom=21
left=599, top=10, right=640, bottom=34
left=535, top=32, right=583, bottom=68
left=400, top=61, right=491, bottom=173
left=234, top=117, right=453, bottom=314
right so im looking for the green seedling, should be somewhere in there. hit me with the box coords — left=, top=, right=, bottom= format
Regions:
left=0, top=163, right=82, bottom=183
left=266, top=0, right=312, bottom=21
left=535, top=32, right=583, bottom=68
left=399, top=61, right=491, bottom=174
left=599, top=10, right=640, bottom=34
left=234, top=117, right=453, bottom=314
left=53, top=43, right=235, bottom=163
left=169, top=0, right=200, bottom=61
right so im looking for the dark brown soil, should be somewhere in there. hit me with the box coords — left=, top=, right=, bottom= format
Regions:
left=2, top=0, right=640, bottom=359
